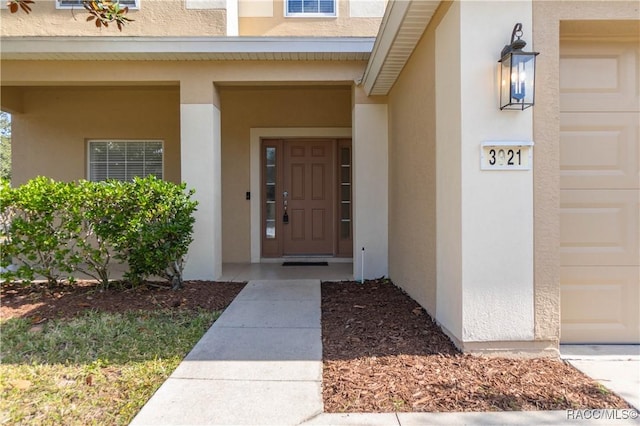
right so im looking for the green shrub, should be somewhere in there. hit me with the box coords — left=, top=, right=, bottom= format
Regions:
left=0, top=177, right=80, bottom=286
left=115, top=176, right=197, bottom=289
left=0, top=177, right=197, bottom=289
left=72, top=180, right=129, bottom=287
left=1, top=179, right=18, bottom=277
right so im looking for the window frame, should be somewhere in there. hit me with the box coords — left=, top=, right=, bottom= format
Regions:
left=56, top=0, right=139, bottom=10
left=284, top=0, right=337, bottom=18
left=86, top=139, right=164, bottom=182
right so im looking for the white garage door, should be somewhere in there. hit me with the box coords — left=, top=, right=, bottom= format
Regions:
left=560, top=39, right=640, bottom=343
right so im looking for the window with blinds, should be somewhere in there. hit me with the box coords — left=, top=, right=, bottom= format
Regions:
left=56, top=0, right=138, bottom=9
left=285, top=0, right=335, bottom=16
left=88, top=140, right=163, bottom=182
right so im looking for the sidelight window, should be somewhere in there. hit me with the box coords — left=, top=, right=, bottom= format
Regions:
left=265, top=147, right=277, bottom=239
left=339, top=145, right=351, bottom=240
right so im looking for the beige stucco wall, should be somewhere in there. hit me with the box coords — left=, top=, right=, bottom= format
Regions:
left=353, top=100, right=388, bottom=280
left=391, top=0, right=539, bottom=351
left=531, top=0, right=640, bottom=343
left=0, top=87, right=23, bottom=113
left=0, top=0, right=226, bottom=36
left=219, top=86, right=352, bottom=262
left=434, top=0, right=463, bottom=342
left=0, top=60, right=365, bottom=89
left=1, top=59, right=365, bottom=272
left=239, top=0, right=382, bottom=36
left=457, top=0, right=535, bottom=345
left=387, top=2, right=450, bottom=316
left=10, top=86, right=181, bottom=185
left=1, top=0, right=382, bottom=37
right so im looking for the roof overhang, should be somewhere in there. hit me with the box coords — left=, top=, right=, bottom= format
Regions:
left=0, top=36, right=375, bottom=61
left=362, top=0, right=441, bottom=96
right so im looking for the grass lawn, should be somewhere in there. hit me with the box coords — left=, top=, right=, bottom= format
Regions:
left=0, top=309, right=220, bottom=425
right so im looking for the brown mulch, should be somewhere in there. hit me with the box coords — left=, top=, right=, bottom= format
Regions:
left=0, top=280, right=245, bottom=321
left=1, top=278, right=631, bottom=413
left=321, top=279, right=631, bottom=413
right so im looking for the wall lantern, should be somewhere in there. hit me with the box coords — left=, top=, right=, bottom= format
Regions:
left=499, top=23, right=539, bottom=110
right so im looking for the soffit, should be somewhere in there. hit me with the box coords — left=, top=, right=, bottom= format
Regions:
left=0, top=37, right=374, bottom=61
left=362, top=0, right=441, bottom=96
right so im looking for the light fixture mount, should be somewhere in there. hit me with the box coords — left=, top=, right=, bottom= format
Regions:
left=501, top=23, right=527, bottom=57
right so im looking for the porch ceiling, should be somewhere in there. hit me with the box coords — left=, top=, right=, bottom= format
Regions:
left=362, top=0, right=441, bottom=96
left=0, top=36, right=374, bottom=61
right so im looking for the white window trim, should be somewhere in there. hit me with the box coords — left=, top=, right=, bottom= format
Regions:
left=284, top=0, right=337, bottom=18
left=56, top=0, right=140, bottom=10
left=86, top=139, right=164, bottom=182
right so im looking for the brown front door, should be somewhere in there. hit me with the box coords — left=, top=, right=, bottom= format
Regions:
left=283, top=140, right=335, bottom=255
left=262, top=138, right=350, bottom=258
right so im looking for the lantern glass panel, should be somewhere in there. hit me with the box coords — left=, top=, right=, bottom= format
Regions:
left=500, top=52, right=537, bottom=110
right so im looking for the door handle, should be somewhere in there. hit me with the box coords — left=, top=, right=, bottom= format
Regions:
left=283, top=191, right=289, bottom=224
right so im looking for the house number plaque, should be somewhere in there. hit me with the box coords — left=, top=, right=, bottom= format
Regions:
left=480, top=141, right=534, bottom=170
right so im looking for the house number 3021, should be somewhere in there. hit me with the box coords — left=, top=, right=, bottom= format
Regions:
left=480, top=142, right=533, bottom=170
left=488, top=148, right=521, bottom=166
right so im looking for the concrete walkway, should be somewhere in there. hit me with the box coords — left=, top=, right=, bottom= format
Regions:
left=561, top=345, right=640, bottom=410
left=131, top=279, right=323, bottom=425
left=132, top=279, right=640, bottom=425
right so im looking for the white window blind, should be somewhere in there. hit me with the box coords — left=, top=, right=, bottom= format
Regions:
left=88, top=140, right=163, bottom=182
left=286, top=0, right=335, bottom=16
left=57, top=0, right=138, bottom=9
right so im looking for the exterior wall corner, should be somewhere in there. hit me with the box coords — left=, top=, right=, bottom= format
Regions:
left=353, top=102, right=389, bottom=280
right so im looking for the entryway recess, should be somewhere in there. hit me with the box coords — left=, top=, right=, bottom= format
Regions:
left=261, top=138, right=353, bottom=259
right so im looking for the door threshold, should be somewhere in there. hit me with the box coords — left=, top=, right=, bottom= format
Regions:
left=260, top=257, right=352, bottom=264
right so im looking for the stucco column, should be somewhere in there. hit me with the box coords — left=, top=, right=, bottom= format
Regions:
left=180, top=79, right=222, bottom=280
left=435, top=1, right=538, bottom=353
left=353, top=87, right=388, bottom=280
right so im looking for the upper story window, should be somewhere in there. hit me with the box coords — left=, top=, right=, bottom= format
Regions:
left=88, top=140, right=163, bottom=182
left=285, top=0, right=336, bottom=17
left=56, top=0, right=139, bottom=10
